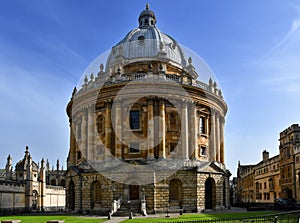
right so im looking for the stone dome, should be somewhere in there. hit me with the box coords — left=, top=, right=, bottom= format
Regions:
left=105, top=4, right=187, bottom=71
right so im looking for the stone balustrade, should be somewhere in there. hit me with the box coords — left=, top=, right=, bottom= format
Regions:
left=76, top=71, right=223, bottom=98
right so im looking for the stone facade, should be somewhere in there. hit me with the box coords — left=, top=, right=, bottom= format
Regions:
left=237, top=151, right=281, bottom=204
left=66, top=5, right=231, bottom=215
left=0, top=146, right=66, bottom=213
left=279, top=124, right=300, bottom=200
left=237, top=124, right=300, bottom=205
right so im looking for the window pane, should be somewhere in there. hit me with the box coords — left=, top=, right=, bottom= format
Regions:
left=199, top=117, right=205, bottom=134
left=130, top=111, right=140, bottom=129
left=130, top=143, right=140, bottom=153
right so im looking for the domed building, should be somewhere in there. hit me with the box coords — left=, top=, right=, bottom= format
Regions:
left=66, top=4, right=230, bottom=214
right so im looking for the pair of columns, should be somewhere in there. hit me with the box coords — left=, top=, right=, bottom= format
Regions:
left=73, top=99, right=224, bottom=163
left=209, top=109, right=225, bottom=163
left=108, top=97, right=190, bottom=160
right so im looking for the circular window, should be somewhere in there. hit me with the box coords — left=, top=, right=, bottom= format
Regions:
left=138, top=35, right=145, bottom=45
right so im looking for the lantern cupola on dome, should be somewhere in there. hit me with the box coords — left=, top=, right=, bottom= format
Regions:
left=138, top=3, right=157, bottom=27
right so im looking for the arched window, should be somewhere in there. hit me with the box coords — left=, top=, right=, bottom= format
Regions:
left=69, top=180, right=75, bottom=211
left=97, top=114, right=104, bottom=134
left=77, top=150, right=82, bottom=160
left=268, top=178, right=274, bottom=190
left=60, top=179, right=66, bottom=187
left=32, top=190, right=38, bottom=209
left=51, top=179, right=56, bottom=186
left=169, top=111, right=178, bottom=131
left=95, top=183, right=102, bottom=202
left=90, top=181, right=102, bottom=209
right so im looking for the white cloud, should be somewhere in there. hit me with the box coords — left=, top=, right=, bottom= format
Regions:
left=259, top=6, right=300, bottom=93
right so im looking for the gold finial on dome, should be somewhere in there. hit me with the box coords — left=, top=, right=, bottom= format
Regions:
left=146, top=3, right=149, bottom=9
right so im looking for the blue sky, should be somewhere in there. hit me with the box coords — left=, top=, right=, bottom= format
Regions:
left=0, top=0, right=299, bottom=176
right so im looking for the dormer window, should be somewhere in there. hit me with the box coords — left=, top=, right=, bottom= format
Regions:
left=145, top=19, right=149, bottom=25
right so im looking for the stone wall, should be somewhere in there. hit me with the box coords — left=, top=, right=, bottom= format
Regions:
left=0, top=181, right=25, bottom=209
left=44, top=185, right=65, bottom=211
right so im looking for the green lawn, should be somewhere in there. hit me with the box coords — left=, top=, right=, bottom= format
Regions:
left=0, top=215, right=106, bottom=223
left=122, top=211, right=277, bottom=222
left=0, top=211, right=279, bottom=223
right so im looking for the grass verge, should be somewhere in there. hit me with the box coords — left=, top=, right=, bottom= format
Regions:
left=122, top=211, right=277, bottom=222
left=0, top=215, right=106, bottom=223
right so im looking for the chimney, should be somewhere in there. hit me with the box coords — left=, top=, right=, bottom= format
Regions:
left=262, top=150, right=269, bottom=162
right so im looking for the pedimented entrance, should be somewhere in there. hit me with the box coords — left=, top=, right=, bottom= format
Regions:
left=129, top=184, right=140, bottom=200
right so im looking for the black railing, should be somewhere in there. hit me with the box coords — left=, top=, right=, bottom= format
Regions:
left=129, top=211, right=300, bottom=223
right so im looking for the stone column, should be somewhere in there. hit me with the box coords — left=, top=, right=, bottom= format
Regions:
left=114, top=99, right=122, bottom=158
left=215, top=112, right=220, bottom=162
left=147, top=98, right=154, bottom=159
left=209, top=109, right=216, bottom=161
left=181, top=100, right=189, bottom=159
left=159, top=99, right=166, bottom=159
left=81, top=110, right=87, bottom=159
left=87, top=107, right=95, bottom=161
left=190, top=103, right=197, bottom=159
left=105, top=100, right=112, bottom=157
left=220, top=117, right=225, bottom=163
left=69, top=122, right=76, bottom=165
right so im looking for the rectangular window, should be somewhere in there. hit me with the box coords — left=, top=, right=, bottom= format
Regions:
left=199, top=117, right=205, bottom=134
left=200, top=146, right=207, bottom=156
left=170, top=143, right=177, bottom=154
left=129, top=143, right=140, bottom=154
left=130, top=110, right=140, bottom=130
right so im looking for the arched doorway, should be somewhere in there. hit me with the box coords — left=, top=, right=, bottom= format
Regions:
left=91, top=181, right=102, bottom=209
left=69, top=180, right=75, bottom=211
left=129, top=184, right=140, bottom=200
left=169, top=179, right=183, bottom=208
left=205, top=177, right=216, bottom=210
left=223, top=180, right=226, bottom=207
left=32, top=190, right=38, bottom=210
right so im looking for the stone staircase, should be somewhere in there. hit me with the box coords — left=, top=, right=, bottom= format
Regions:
left=112, top=200, right=141, bottom=216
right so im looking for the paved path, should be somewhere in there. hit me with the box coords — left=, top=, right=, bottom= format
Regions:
left=105, top=213, right=180, bottom=222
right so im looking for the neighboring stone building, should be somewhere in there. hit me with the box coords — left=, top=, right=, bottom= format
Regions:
left=66, top=5, right=231, bottom=215
left=0, top=146, right=66, bottom=213
left=230, top=177, right=238, bottom=206
left=237, top=162, right=255, bottom=204
left=237, top=151, right=280, bottom=205
left=279, top=124, right=300, bottom=200
left=254, top=151, right=280, bottom=203
left=237, top=124, right=300, bottom=205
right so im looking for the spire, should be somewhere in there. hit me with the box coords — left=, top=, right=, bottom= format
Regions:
left=56, top=159, right=60, bottom=171
left=25, top=146, right=29, bottom=158
left=7, top=154, right=12, bottom=165
left=138, top=4, right=156, bottom=27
